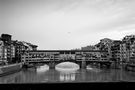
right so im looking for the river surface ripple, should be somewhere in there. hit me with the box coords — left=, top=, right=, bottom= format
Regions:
left=0, top=67, right=135, bottom=83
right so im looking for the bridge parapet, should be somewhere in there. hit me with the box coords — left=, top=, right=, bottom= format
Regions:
left=21, top=49, right=111, bottom=68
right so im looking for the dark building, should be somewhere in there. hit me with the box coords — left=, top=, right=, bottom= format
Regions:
left=111, top=40, right=122, bottom=63
left=1, top=34, right=12, bottom=42
left=27, top=43, right=38, bottom=51
left=96, top=38, right=113, bottom=60
left=1, top=34, right=12, bottom=63
left=12, top=41, right=28, bottom=63
left=0, top=34, right=38, bottom=64
left=12, top=41, right=38, bottom=63
left=122, top=35, right=135, bottom=63
left=81, top=45, right=98, bottom=50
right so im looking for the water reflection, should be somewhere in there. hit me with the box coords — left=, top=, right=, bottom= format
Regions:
left=59, top=72, right=76, bottom=81
left=36, top=64, right=49, bottom=73
left=0, top=71, right=23, bottom=84
left=87, top=67, right=102, bottom=72
left=1, top=68, right=135, bottom=83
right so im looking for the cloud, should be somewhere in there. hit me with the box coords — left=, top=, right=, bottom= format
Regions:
left=1, top=0, right=135, bottom=49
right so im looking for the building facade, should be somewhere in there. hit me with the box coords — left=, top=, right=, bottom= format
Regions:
left=0, top=38, right=4, bottom=61
left=122, top=35, right=135, bottom=64
left=1, top=34, right=12, bottom=63
left=0, top=34, right=38, bottom=64
left=96, top=38, right=113, bottom=60
left=120, top=43, right=127, bottom=63
left=111, top=40, right=122, bottom=63
left=12, top=41, right=38, bottom=63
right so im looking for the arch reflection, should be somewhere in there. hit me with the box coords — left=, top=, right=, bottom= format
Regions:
left=36, top=64, right=49, bottom=73
left=59, top=71, right=76, bottom=81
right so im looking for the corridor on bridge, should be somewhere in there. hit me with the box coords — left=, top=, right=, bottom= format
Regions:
left=22, top=50, right=112, bottom=70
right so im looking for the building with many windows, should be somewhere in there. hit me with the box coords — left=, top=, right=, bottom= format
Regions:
left=11, top=40, right=38, bottom=63
left=1, top=33, right=135, bottom=66
left=0, top=38, right=4, bottom=61
left=95, top=38, right=113, bottom=60
left=0, top=34, right=38, bottom=64
left=122, top=35, right=135, bottom=64
left=111, top=40, right=122, bottom=63
left=0, top=34, right=12, bottom=63
left=21, top=41, right=38, bottom=51
left=120, top=43, right=127, bottom=63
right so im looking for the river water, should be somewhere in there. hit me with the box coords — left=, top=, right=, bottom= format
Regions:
left=0, top=66, right=135, bottom=83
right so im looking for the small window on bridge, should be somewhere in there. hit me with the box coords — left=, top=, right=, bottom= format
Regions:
left=71, top=52, right=75, bottom=54
left=65, top=52, right=69, bottom=54
left=60, top=52, right=64, bottom=54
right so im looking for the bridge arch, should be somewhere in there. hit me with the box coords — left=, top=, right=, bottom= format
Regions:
left=22, top=50, right=112, bottom=69
left=55, top=61, right=80, bottom=72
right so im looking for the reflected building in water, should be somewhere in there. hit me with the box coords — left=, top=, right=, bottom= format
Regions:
left=59, top=72, right=76, bottom=81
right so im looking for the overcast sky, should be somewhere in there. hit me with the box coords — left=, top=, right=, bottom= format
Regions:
left=0, top=0, right=135, bottom=50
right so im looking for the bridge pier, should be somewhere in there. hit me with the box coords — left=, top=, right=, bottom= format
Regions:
left=106, top=64, right=111, bottom=68
left=81, top=57, right=86, bottom=69
left=100, top=62, right=112, bottom=69
left=100, top=63, right=104, bottom=68
left=97, top=63, right=101, bottom=68
left=49, top=62, right=55, bottom=69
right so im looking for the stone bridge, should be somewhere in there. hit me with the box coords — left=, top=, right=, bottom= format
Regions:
left=22, top=50, right=112, bottom=69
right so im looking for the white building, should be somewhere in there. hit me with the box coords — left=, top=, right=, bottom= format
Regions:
left=0, top=39, right=4, bottom=61
left=0, top=39, right=7, bottom=64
